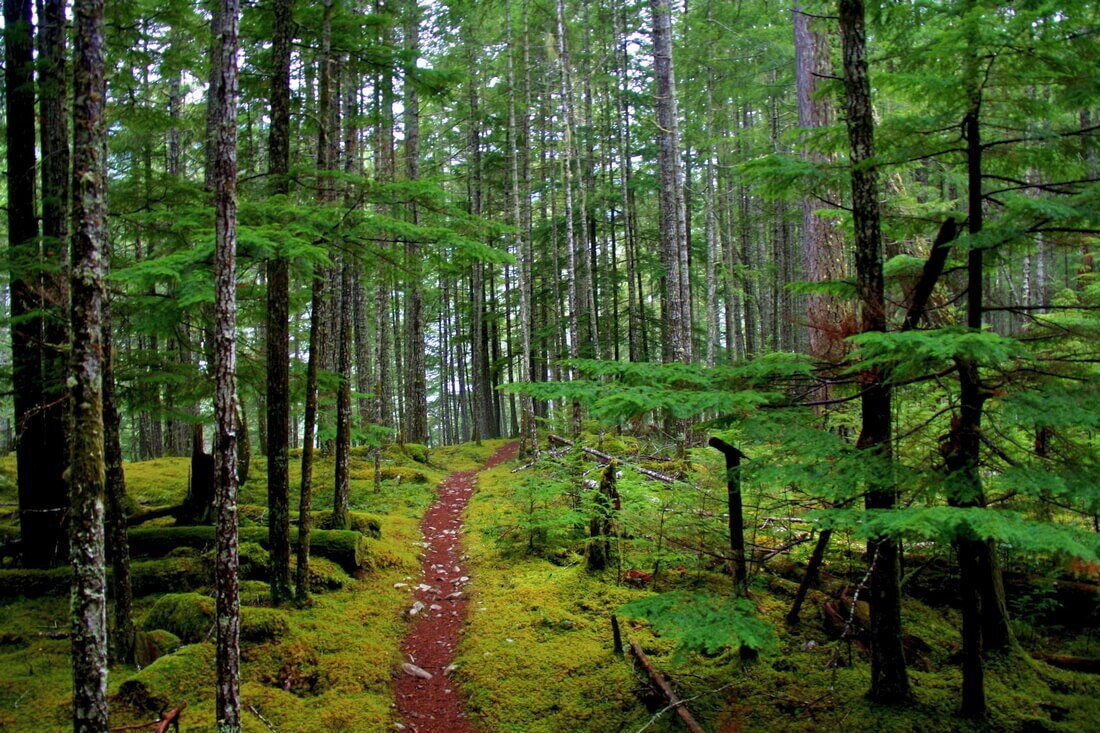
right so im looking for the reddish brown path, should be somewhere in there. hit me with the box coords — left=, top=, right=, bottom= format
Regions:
left=395, top=442, right=519, bottom=733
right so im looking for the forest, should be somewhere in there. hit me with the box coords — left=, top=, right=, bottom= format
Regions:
left=1, top=0, right=1099, bottom=730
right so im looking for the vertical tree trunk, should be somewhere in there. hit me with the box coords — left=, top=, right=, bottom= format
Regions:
left=334, top=262, right=353, bottom=528
left=7, top=0, right=65, bottom=568
left=265, top=0, right=293, bottom=605
left=403, top=0, right=429, bottom=444
left=69, top=0, right=110, bottom=726
left=210, top=0, right=242, bottom=725
left=838, top=0, right=910, bottom=705
left=508, top=0, right=537, bottom=455
left=794, top=7, right=847, bottom=367
left=38, top=0, right=71, bottom=545
left=296, top=273, right=325, bottom=602
left=650, top=0, right=691, bottom=364
left=103, top=251, right=135, bottom=666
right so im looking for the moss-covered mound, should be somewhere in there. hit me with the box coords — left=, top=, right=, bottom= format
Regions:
left=127, top=526, right=378, bottom=573
left=140, top=592, right=289, bottom=644
left=116, top=642, right=215, bottom=712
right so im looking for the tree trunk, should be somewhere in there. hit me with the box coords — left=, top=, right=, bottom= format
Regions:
left=210, top=0, right=242, bottom=725
left=265, top=0, right=293, bottom=605
left=296, top=273, right=325, bottom=602
left=838, top=0, right=910, bottom=705
left=794, top=6, right=848, bottom=367
left=103, top=250, right=135, bottom=665
left=69, top=0, right=110, bottom=724
left=650, top=0, right=691, bottom=364
left=38, top=0, right=71, bottom=550
left=403, top=0, right=429, bottom=445
left=7, top=0, right=66, bottom=568
left=334, top=262, right=353, bottom=529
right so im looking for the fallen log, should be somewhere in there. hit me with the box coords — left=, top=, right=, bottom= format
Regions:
left=628, top=641, right=706, bottom=733
left=1032, top=653, right=1100, bottom=674
left=126, top=526, right=374, bottom=573
left=127, top=505, right=185, bottom=527
left=547, top=434, right=678, bottom=484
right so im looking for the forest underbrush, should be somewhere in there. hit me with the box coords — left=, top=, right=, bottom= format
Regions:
left=0, top=441, right=500, bottom=732
left=456, top=434, right=1100, bottom=733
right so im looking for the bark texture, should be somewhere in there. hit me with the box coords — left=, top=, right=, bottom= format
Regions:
left=266, top=0, right=293, bottom=604
left=210, top=0, right=242, bottom=726
left=839, top=0, right=911, bottom=705
left=69, top=0, right=111, bottom=724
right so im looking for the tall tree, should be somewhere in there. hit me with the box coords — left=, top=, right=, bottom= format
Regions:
left=650, top=0, right=691, bottom=364
left=69, top=0, right=110, bottom=724
left=793, top=7, right=847, bottom=367
left=210, top=0, right=242, bottom=725
left=7, top=0, right=67, bottom=568
left=266, top=0, right=293, bottom=604
left=403, top=0, right=430, bottom=445
left=839, top=0, right=910, bottom=704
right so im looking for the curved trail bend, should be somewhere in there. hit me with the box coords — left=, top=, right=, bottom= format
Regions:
left=395, top=442, right=518, bottom=733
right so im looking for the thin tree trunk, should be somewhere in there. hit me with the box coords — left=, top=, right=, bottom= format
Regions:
left=650, top=0, right=691, bottom=364
left=210, top=0, right=242, bottom=725
left=334, top=262, right=353, bottom=528
left=839, top=0, right=910, bottom=705
left=104, top=252, right=135, bottom=665
left=69, top=0, right=110, bottom=724
left=296, top=273, right=325, bottom=602
left=265, top=0, right=293, bottom=605
left=403, top=0, right=429, bottom=444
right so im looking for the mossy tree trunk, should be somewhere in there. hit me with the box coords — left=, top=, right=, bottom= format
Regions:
left=69, top=0, right=110, bottom=724
left=334, top=260, right=353, bottom=530
left=265, top=0, right=292, bottom=605
left=586, top=461, right=618, bottom=572
left=210, top=0, right=242, bottom=725
left=839, top=0, right=910, bottom=705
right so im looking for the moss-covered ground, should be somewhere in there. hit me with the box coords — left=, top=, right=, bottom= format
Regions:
left=455, top=443, right=1100, bottom=733
left=0, top=441, right=500, bottom=732
left=3, top=437, right=1099, bottom=731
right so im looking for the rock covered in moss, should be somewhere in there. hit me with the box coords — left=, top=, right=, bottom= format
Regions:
left=289, top=555, right=352, bottom=591
left=313, top=510, right=382, bottom=538
left=141, top=592, right=289, bottom=644
left=117, top=642, right=214, bottom=712
left=133, top=629, right=181, bottom=668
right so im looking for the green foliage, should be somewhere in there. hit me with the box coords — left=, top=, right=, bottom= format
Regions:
left=618, top=592, right=777, bottom=658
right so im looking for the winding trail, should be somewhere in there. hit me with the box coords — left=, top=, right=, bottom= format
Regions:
left=395, top=441, right=519, bottom=732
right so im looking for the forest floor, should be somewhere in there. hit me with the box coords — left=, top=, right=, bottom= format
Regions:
left=1, top=438, right=1099, bottom=731
left=394, top=441, right=518, bottom=732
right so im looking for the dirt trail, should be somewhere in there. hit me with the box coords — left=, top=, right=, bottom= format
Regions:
left=394, top=442, right=519, bottom=732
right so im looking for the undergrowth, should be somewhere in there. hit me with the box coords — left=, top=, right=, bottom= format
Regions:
left=0, top=440, right=499, bottom=732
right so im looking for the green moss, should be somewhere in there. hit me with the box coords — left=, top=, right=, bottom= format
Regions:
left=133, top=629, right=182, bottom=668
left=140, top=592, right=289, bottom=644
left=313, top=509, right=383, bottom=537
left=117, top=642, right=215, bottom=712
left=377, top=466, right=428, bottom=484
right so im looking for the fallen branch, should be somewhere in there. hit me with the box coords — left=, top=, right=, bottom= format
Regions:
left=547, top=434, right=678, bottom=484
left=108, top=702, right=186, bottom=733
left=628, top=641, right=706, bottom=733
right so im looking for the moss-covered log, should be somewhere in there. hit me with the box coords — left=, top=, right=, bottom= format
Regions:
left=0, top=543, right=353, bottom=598
left=127, top=526, right=378, bottom=572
